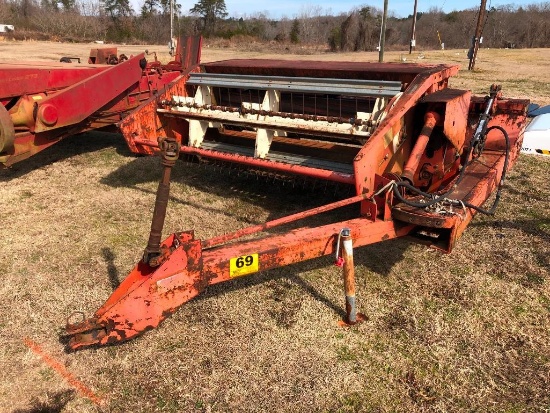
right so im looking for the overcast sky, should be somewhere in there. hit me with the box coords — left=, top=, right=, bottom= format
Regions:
left=171, top=0, right=525, bottom=18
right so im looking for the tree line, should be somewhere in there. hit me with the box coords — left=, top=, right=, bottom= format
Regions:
left=0, top=0, right=549, bottom=50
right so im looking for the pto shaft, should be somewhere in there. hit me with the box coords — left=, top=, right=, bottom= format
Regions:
left=401, top=111, right=441, bottom=184
left=143, top=137, right=180, bottom=266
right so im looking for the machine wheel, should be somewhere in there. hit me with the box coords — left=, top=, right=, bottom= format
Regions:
left=0, top=104, right=15, bottom=154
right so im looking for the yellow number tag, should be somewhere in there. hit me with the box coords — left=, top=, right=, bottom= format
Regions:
left=229, top=254, right=259, bottom=278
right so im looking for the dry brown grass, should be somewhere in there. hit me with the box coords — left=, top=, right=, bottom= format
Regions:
left=0, top=42, right=549, bottom=412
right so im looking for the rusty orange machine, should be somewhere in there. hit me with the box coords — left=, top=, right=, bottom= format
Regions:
left=1, top=40, right=527, bottom=349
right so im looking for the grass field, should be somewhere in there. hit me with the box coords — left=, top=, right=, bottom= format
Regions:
left=0, top=42, right=549, bottom=412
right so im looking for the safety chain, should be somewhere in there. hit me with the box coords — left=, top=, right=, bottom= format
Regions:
left=371, top=180, right=466, bottom=217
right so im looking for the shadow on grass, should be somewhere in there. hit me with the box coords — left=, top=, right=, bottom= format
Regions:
left=95, top=237, right=410, bottom=322
left=102, top=247, right=121, bottom=290
left=471, top=219, right=550, bottom=270
left=99, top=153, right=411, bottom=277
left=472, top=218, right=549, bottom=239
left=12, top=389, right=75, bottom=413
left=193, top=258, right=348, bottom=319
left=95, top=146, right=411, bottom=296
left=59, top=236, right=409, bottom=352
left=52, top=134, right=411, bottom=353
left=504, top=185, right=548, bottom=203
left=0, top=131, right=133, bottom=182
left=100, top=153, right=356, bottom=226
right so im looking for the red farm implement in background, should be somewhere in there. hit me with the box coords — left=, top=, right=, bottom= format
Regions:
left=0, top=37, right=202, bottom=167
left=0, top=38, right=528, bottom=349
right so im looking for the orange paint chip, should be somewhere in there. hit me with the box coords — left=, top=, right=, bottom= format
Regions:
left=23, top=337, right=104, bottom=406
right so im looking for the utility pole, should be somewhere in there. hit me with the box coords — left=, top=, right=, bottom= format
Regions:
left=379, top=0, right=389, bottom=62
left=468, top=0, right=487, bottom=70
left=409, top=0, right=418, bottom=54
left=169, top=0, right=175, bottom=55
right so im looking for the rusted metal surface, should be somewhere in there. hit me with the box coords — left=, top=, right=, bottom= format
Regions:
left=4, top=37, right=519, bottom=348
left=161, top=99, right=375, bottom=127
left=66, top=219, right=415, bottom=350
left=172, top=35, right=202, bottom=70
left=203, top=59, right=453, bottom=84
left=353, top=65, right=459, bottom=197
left=338, top=228, right=363, bottom=325
left=160, top=106, right=372, bottom=140
left=143, top=138, right=181, bottom=267
left=0, top=38, right=203, bottom=167
left=202, top=194, right=368, bottom=249
left=178, top=144, right=355, bottom=185
left=33, top=54, right=145, bottom=133
left=88, top=47, right=119, bottom=64
left=401, top=111, right=440, bottom=183
left=118, top=53, right=202, bottom=156
left=422, top=88, right=471, bottom=150
left=392, top=97, right=528, bottom=252
left=0, top=103, right=15, bottom=153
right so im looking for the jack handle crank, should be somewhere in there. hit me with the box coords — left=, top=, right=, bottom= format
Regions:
left=336, top=228, right=366, bottom=326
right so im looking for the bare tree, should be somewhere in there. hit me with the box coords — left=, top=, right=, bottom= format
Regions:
left=336, top=6, right=381, bottom=51
left=3, top=1, right=550, bottom=50
left=77, top=0, right=102, bottom=16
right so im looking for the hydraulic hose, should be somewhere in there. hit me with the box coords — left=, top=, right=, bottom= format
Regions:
left=392, top=141, right=474, bottom=209
left=392, top=124, right=510, bottom=216
left=460, top=125, right=510, bottom=215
